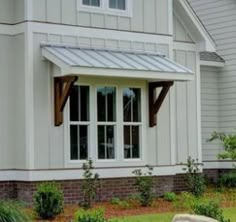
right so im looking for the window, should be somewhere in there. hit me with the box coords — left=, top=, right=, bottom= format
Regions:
left=97, top=87, right=116, bottom=160
left=123, top=88, right=141, bottom=159
left=69, top=85, right=90, bottom=160
left=78, top=0, right=132, bottom=17
left=82, top=0, right=100, bottom=7
left=109, top=0, right=125, bottom=10
left=68, top=84, right=143, bottom=163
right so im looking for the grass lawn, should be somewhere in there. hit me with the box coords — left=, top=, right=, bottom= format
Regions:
left=115, top=208, right=236, bottom=222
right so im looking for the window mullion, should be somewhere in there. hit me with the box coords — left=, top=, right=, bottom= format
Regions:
left=104, top=125, right=107, bottom=159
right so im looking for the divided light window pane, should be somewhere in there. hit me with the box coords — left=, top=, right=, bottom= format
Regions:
left=109, top=0, right=126, bottom=10
left=70, top=125, right=88, bottom=160
left=70, top=86, right=89, bottom=122
left=97, top=87, right=116, bottom=122
left=97, top=86, right=116, bottom=160
left=83, top=0, right=100, bottom=7
left=123, top=88, right=141, bottom=122
left=69, top=85, right=89, bottom=161
left=123, top=88, right=141, bottom=159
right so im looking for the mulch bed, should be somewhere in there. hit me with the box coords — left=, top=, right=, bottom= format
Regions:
left=34, top=199, right=175, bottom=222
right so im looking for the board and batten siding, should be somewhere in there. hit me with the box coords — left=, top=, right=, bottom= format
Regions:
left=189, top=0, right=236, bottom=161
left=0, top=0, right=25, bottom=24
left=174, top=50, right=198, bottom=163
left=0, top=34, right=26, bottom=169
left=31, top=31, right=199, bottom=169
left=32, top=0, right=169, bottom=35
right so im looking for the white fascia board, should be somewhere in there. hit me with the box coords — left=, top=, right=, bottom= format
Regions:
left=61, top=66, right=194, bottom=81
left=204, top=161, right=235, bottom=169
left=200, top=60, right=225, bottom=68
left=176, top=0, right=216, bottom=52
left=0, top=165, right=186, bottom=181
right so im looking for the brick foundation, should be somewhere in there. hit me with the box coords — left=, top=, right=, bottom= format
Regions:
left=1, top=170, right=228, bottom=205
left=0, top=174, right=188, bottom=205
left=203, top=169, right=232, bottom=184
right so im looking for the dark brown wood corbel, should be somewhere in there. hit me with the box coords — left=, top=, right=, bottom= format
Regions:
left=54, top=75, right=78, bottom=126
left=149, top=81, right=174, bottom=127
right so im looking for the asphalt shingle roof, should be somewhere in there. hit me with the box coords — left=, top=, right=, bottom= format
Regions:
left=200, top=52, right=224, bottom=63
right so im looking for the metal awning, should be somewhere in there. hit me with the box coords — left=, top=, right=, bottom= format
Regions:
left=41, top=44, right=194, bottom=81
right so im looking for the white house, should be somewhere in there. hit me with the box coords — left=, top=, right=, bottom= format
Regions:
left=0, top=0, right=224, bottom=204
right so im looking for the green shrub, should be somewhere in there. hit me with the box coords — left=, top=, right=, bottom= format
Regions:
left=132, top=165, right=154, bottom=207
left=163, top=192, right=176, bottom=202
left=33, top=182, right=64, bottom=219
left=183, top=157, right=206, bottom=197
left=74, top=208, right=106, bottom=222
left=218, top=171, right=236, bottom=188
left=0, top=201, right=30, bottom=222
left=80, top=159, right=100, bottom=209
left=192, top=200, right=230, bottom=222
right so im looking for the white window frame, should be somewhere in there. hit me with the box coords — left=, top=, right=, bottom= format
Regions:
left=122, top=87, right=142, bottom=160
left=95, top=85, right=117, bottom=162
left=78, top=0, right=133, bottom=17
left=64, top=78, right=146, bottom=168
left=65, top=83, right=92, bottom=164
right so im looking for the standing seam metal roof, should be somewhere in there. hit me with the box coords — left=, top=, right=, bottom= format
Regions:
left=42, top=45, right=194, bottom=75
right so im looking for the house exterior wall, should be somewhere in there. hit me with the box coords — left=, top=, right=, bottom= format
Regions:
left=189, top=0, right=236, bottom=166
left=0, top=0, right=24, bottom=24
left=31, top=0, right=170, bottom=35
left=0, top=33, right=26, bottom=169
left=200, top=66, right=222, bottom=161
left=0, top=1, right=207, bottom=203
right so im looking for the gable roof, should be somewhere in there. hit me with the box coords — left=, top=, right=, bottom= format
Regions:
left=174, top=0, right=216, bottom=52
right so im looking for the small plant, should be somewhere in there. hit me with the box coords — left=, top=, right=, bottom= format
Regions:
left=183, top=157, right=206, bottom=197
left=132, top=165, right=154, bottom=207
left=208, top=132, right=236, bottom=165
left=33, top=182, right=64, bottom=219
left=0, top=201, right=30, bottom=222
left=173, top=192, right=196, bottom=211
left=80, top=159, right=99, bottom=209
left=218, top=171, right=236, bottom=188
left=74, top=208, right=106, bottom=222
left=74, top=208, right=121, bottom=222
left=192, top=200, right=230, bottom=222
left=163, top=192, right=176, bottom=202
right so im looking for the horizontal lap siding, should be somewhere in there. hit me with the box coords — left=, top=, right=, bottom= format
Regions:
left=200, top=67, right=222, bottom=161
left=189, top=0, right=236, bottom=156
left=32, top=0, right=169, bottom=34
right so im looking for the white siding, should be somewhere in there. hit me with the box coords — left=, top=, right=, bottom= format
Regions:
left=0, top=34, right=26, bottom=169
left=201, top=67, right=222, bottom=161
left=174, top=50, right=198, bottom=163
left=189, top=0, right=236, bottom=161
left=32, top=0, right=170, bottom=35
left=0, top=0, right=25, bottom=23
left=173, top=13, right=194, bottom=43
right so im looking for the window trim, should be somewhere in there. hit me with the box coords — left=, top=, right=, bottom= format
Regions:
left=64, top=79, right=146, bottom=168
left=78, top=0, right=133, bottom=17
left=122, top=87, right=143, bottom=161
left=95, top=85, right=118, bottom=161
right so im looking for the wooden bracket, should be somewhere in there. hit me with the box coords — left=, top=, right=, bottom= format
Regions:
left=54, top=75, right=78, bottom=126
left=149, top=81, right=174, bottom=127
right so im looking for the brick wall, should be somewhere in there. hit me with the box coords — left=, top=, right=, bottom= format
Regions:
left=0, top=174, right=188, bottom=205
